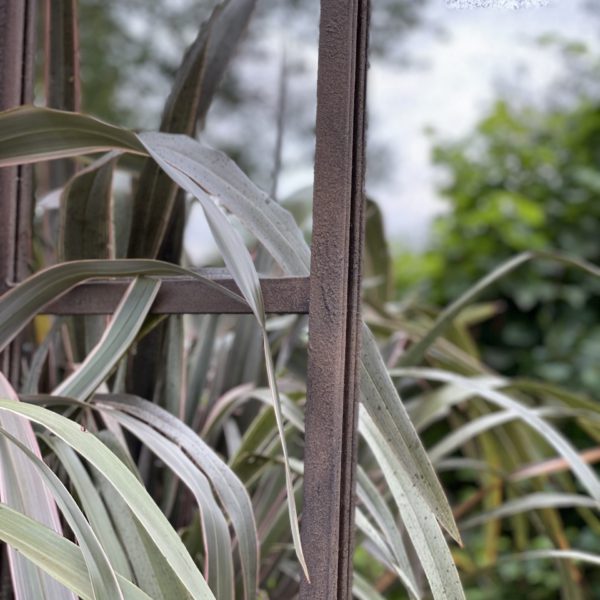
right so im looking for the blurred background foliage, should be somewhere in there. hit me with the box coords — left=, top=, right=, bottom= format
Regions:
left=394, top=38, right=600, bottom=397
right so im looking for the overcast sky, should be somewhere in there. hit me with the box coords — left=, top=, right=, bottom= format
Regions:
left=366, top=0, right=599, bottom=249
left=185, top=0, right=599, bottom=262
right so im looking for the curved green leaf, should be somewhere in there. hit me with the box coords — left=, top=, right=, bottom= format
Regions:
left=95, top=394, right=258, bottom=599
left=428, top=407, right=561, bottom=464
left=356, top=467, right=419, bottom=596
left=0, top=427, right=123, bottom=600
left=360, top=407, right=465, bottom=600
left=138, top=133, right=310, bottom=276
left=398, top=252, right=600, bottom=367
left=44, top=436, right=133, bottom=579
left=0, top=258, right=244, bottom=353
left=105, top=411, right=235, bottom=600
left=360, top=326, right=461, bottom=543
left=0, top=399, right=214, bottom=600
left=512, top=549, right=600, bottom=567
left=461, top=493, right=600, bottom=530
left=142, top=138, right=308, bottom=579
left=0, top=106, right=145, bottom=165
left=53, top=277, right=161, bottom=400
left=0, top=504, right=151, bottom=600
left=393, top=369, right=600, bottom=502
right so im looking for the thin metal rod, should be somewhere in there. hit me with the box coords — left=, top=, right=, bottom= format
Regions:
left=0, top=0, right=35, bottom=285
left=0, top=0, right=36, bottom=384
left=0, top=275, right=310, bottom=316
left=300, top=0, right=369, bottom=598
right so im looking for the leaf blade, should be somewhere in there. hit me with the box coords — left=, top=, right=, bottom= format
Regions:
left=0, top=399, right=215, bottom=600
left=0, top=426, right=124, bottom=600
left=53, top=277, right=161, bottom=400
left=0, top=106, right=145, bottom=166
left=0, top=258, right=245, bottom=353
left=0, top=504, right=152, bottom=600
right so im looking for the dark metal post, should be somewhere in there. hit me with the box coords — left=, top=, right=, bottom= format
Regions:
left=0, top=0, right=36, bottom=383
left=0, top=1, right=372, bottom=595
left=43, top=0, right=81, bottom=189
left=300, top=0, right=369, bottom=598
left=0, top=0, right=35, bottom=284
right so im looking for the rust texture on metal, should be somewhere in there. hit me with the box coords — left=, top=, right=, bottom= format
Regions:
left=44, top=0, right=81, bottom=112
left=0, top=0, right=36, bottom=383
left=300, top=0, right=369, bottom=598
left=0, top=0, right=36, bottom=285
left=44, top=0, right=81, bottom=188
left=24, top=275, right=311, bottom=315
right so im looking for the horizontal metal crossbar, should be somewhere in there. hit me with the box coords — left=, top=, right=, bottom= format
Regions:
left=6, top=272, right=310, bottom=315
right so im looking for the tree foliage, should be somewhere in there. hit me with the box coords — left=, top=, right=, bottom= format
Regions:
left=396, top=95, right=600, bottom=394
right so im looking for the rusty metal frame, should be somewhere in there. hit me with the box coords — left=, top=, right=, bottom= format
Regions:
left=0, top=0, right=36, bottom=287
left=9, top=274, right=310, bottom=315
left=0, top=0, right=370, bottom=596
left=300, top=0, right=369, bottom=597
left=0, top=0, right=36, bottom=383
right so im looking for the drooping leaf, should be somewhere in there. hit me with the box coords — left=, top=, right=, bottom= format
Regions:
left=138, top=133, right=310, bottom=276
left=94, top=394, right=258, bottom=600
left=0, top=399, right=215, bottom=600
left=91, top=432, right=188, bottom=600
left=140, top=138, right=308, bottom=579
left=393, top=369, right=600, bottom=502
left=0, top=426, right=124, bottom=600
left=0, top=106, right=144, bottom=165
left=356, top=467, right=419, bottom=596
left=53, top=277, right=161, bottom=400
left=355, top=508, right=420, bottom=598
left=406, top=377, right=506, bottom=432
left=43, top=436, right=133, bottom=579
left=260, top=331, right=309, bottom=579
left=0, top=258, right=244, bottom=353
left=428, top=407, right=571, bottom=464
left=0, top=374, right=73, bottom=600
left=461, top=493, right=600, bottom=530
left=104, top=410, right=235, bottom=600
left=513, top=550, right=600, bottom=568
left=360, top=326, right=461, bottom=543
left=0, top=504, right=152, bottom=600
left=139, top=141, right=265, bottom=320
left=360, top=407, right=466, bottom=600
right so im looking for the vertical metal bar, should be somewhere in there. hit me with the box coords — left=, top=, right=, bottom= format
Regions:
left=0, top=0, right=36, bottom=383
left=0, top=1, right=27, bottom=285
left=300, top=0, right=369, bottom=598
left=44, top=0, right=80, bottom=188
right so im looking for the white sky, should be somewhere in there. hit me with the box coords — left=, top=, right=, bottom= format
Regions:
left=185, top=0, right=599, bottom=262
left=366, top=0, right=599, bottom=249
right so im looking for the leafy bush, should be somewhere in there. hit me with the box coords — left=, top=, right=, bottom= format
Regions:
left=395, top=98, right=600, bottom=394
